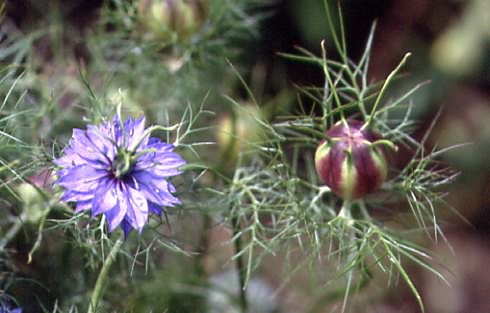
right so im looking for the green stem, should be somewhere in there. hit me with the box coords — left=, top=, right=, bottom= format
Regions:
left=338, top=201, right=352, bottom=220
left=364, top=52, right=411, bottom=129
left=0, top=213, right=25, bottom=251
left=28, top=209, right=49, bottom=264
left=129, top=124, right=179, bottom=155
left=371, top=139, right=398, bottom=151
left=87, top=238, right=123, bottom=313
left=231, top=215, right=248, bottom=313
left=341, top=215, right=357, bottom=313
left=321, top=41, right=346, bottom=125
left=306, top=266, right=372, bottom=313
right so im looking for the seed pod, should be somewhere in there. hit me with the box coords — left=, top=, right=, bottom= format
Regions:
left=17, top=171, right=53, bottom=224
left=138, top=0, right=207, bottom=42
left=216, top=105, right=264, bottom=163
left=315, top=120, right=390, bottom=201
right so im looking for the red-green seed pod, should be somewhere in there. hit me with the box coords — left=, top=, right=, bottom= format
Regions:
left=315, top=120, right=390, bottom=201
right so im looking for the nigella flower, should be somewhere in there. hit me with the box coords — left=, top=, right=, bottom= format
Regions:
left=54, top=115, right=186, bottom=236
left=0, top=305, right=22, bottom=313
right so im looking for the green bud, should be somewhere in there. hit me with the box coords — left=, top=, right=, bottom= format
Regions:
left=138, top=0, right=207, bottom=42
left=16, top=182, right=49, bottom=224
left=216, top=105, right=265, bottom=163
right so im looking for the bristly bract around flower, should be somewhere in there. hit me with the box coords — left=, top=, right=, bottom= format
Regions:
left=54, top=115, right=186, bottom=236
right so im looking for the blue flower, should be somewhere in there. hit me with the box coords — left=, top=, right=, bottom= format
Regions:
left=54, top=115, right=186, bottom=236
left=0, top=305, right=22, bottom=313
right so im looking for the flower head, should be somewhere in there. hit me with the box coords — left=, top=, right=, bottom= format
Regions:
left=315, top=119, right=391, bottom=201
left=0, top=305, right=22, bottom=313
left=54, top=115, right=186, bottom=236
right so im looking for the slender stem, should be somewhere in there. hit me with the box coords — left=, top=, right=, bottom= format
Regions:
left=87, top=238, right=123, bottom=313
left=195, top=214, right=212, bottom=279
left=231, top=215, right=248, bottom=313
left=363, top=52, right=411, bottom=129
left=307, top=268, right=372, bottom=313
left=28, top=210, right=49, bottom=264
left=338, top=201, right=351, bottom=220
left=129, top=124, right=179, bottom=155
left=321, top=41, right=346, bottom=125
left=371, top=139, right=398, bottom=151
left=307, top=201, right=373, bottom=313
left=341, top=214, right=357, bottom=313
left=323, top=0, right=344, bottom=59
left=0, top=213, right=26, bottom=251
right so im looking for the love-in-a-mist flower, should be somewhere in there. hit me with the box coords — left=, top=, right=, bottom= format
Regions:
left=54, top=115, right=186, bottom=236
left=0, top=305, right=22, bottom=313
left=315, top=119, right=393, bottom=201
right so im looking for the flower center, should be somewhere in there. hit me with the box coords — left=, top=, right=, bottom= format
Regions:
left=112, top=148, right=135, bottom=179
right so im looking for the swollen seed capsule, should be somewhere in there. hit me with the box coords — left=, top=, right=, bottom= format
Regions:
left=215, top=105, right=264, bottom=163
left=315, top=120, right=390, bottom=201
left=138, top=0, right=207, bottom=42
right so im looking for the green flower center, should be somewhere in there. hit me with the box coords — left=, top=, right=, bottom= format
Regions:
left=112, top=148, right=136, bottom=179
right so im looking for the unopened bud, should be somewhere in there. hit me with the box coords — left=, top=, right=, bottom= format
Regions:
left=216, top=105, right=264, bottom=163
left=315, top=120, right=391, bottom=201
left=138, top=0, right=207, bottom=42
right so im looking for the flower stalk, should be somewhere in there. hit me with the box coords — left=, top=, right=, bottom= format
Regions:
left=231, top=214, right=248, bottom=313
left=363, top=52, right=412, bottom=130
left=0, top=212, right=26, bottom=251
left=87, top=238, right=123, bottom=313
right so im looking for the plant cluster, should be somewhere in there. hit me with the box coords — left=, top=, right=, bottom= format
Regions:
left=0, top=1, right=459, bottom=312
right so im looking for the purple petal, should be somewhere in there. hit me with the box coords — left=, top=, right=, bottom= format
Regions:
left=91, top=178, right=118, bottom=216
left=148, top=201, right=163, bottom=215
left=152, top=153, right=186, bottom=168
left=134, top=163, right=183, bottom=177
left=70, top=129, right=111, bottom=166
left=53, top=149, right=87, bottom=168
left=147, top=138, right=175, bottom=152
left=75, top=200, right=92, bottom=213
left=86, top=125, right=117, bottom=160
left=2, top=307, right=23, bottom=313
left=123, top=185, right=148, bottom=232
left=104, top=182, right=138, bottom=232
left=56, top=165, right=107, bottom=192
left=135, top=153, right=186, bottom=177
left=105, top=202, right=126, bottom=232
left=133, top=171, right=181, bottom=206
left=125, top=116, right=148, bottom=151
left=61, top=189, right=94, bottom=202
left=109, top=115, right=125, bottom=147
left=120, top=219, right=133, bottom=237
